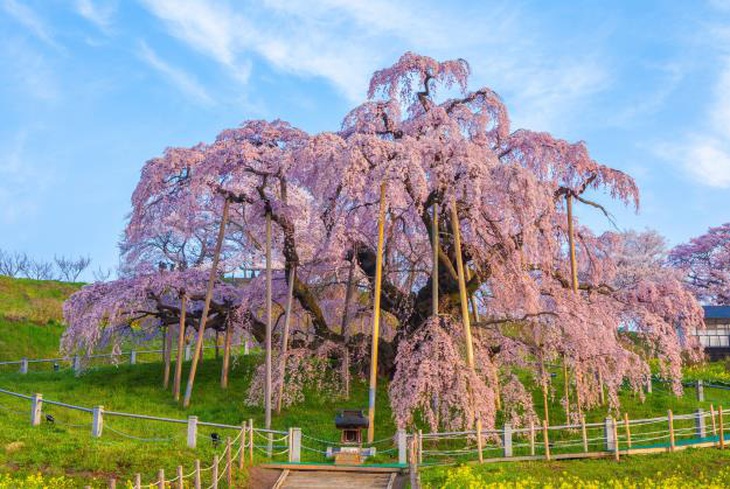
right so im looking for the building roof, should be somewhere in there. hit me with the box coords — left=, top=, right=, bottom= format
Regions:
left=704, top=306, right=730, bottom=319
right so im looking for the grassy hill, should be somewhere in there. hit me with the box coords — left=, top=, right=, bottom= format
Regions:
left=2, top=276, right=730, bottom=487
left=0, top=276, right=79, bottom=361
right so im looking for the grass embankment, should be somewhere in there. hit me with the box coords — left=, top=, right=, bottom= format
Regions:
left=0, top=276, right=78, bottom=360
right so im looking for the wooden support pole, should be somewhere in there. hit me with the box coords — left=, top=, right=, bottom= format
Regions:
left=367, top=182, right=387, bottom=444
left=176, top=466, right=183, bottom=489
left=341, top=258, right=355, bottom=400
left=451, top=200, right=476, bottom=370
left=542, top=377, right=550, bottom=426
left=624, top=412, right=632, bottom=449
left=711, top=404, right=718, bottom=436
left=249, top=418, right=254, bottom=462
left=134, top=474, right=141, bottom=489
left=173, top=294, right=187, bottom=401
left=529, top=421, right=535, bottom=456
left=613, top=417, right=620, bottom=461
left=183, top=199, right=230, bottom=408
left=563, top=356, right=570, bottom=423
left=542, top=419, right=550, bottom=461
left=194, top=460, right=201, bottom=489
left=157, top=469, right=165, bottom=489
left=417, top=429, right=423, bottom=464
left=668, top=410, right=675, bottom=451
left=226, top=436, right=233, bottom=486
left=581, top=415, right=588, bottom=453
left=276, top=266, right=296, bottom=413
left=476, top=419, right=484, bottom=463
left=108, top=478, right=116, bottom=489
left=265, top=210, right=273, bottom=431
left=566, top=193, right=579, bottom=294
left=720, top=406, right=725, bottom=449
left=450, top=199, right=481, bottom=433
left=220, top=320, right=233, bottom=389
left=239, top=422, right=246, bottom=468
left=212, top=455, right=219, bottom=489
left=163, top=326, right=172, bottom=389
left=431, top=202, right=439, bottom=316
left=598, top=371, right=606, bottom=405
left=409, top=436, right=419, bottom=489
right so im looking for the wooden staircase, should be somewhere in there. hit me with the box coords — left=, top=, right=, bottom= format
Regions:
left=271, top=467, right=398, bottom=489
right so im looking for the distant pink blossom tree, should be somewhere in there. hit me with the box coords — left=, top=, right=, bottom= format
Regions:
left=670, top=222, right=730, bottom=305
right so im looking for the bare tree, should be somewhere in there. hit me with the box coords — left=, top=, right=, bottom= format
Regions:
left=24, top=259, right=56, bottom=280
left=0, top=249, right=28, bottom=277
left=55, top=255, right=91, bottom=282
left=92, top=266, right=112, bottom=282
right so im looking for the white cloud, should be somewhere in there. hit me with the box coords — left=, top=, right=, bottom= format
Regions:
left=684, top=137, right=730, bottom=187
left=75, top=0, right=117, bottom=32
left=138, top=0, right=611, bottom=125
left=2, top=0, right=59, bottom=49
left=656, top=51, right=730, bottom=188
left=138, top=41, right=214, bottom=106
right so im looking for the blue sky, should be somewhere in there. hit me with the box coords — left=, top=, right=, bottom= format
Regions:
left=1, top=0, right=729, bottom=279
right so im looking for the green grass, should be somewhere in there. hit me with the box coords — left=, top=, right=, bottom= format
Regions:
left=0, top=354, right=395, bottom=487
left=3, top=276, right=730, bottom=487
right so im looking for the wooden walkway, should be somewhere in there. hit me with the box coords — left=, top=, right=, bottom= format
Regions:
left=265, top=464, right=402, bottom=489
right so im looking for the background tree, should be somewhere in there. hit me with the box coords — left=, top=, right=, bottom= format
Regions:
left=55, top=255, right=91, bottom=282
left=670, top=222, right=730, bottom=305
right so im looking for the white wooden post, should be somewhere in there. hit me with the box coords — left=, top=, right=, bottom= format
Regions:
left=187, top=415, right=198, bottom=448
left=176, top=466, right=183, bottom=489
left=604, top=417, right=615, bottom=451
left=92, top=405, right=104, bottom=437
left=529, top=421, right=535, bottom=456
left=244, top=340, right=250, bottom=355
left=30, top=393, right=42, bottom=426
left=20, top=358, right=28, bottom=374
left=133, top=474, right=141, bottom=489
left=697, top=380, right=705, bottom=402
left=73, top=355, right=82, bottom=375
left=397, top=429, right=407, bottom=464
left=503, top=423, right=513, bottom=457
left=696, top=408, right=707, bottom=438
left=108, top=478, right=116, bottom=489
left=130, top=350, right=137, bottom=365
left=185, top=344, right=192, bottom=361
left=289, top=428, right=301, bottom=462
left=157, top=469, right=164, bottom=489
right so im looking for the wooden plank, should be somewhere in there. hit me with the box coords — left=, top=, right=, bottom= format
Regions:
left=259, top=464, right=403, bottom=473
left=272, top=469, right=289, bottom=489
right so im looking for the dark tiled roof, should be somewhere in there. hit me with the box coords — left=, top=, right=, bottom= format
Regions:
left=704, top=306, right=730, bottom=319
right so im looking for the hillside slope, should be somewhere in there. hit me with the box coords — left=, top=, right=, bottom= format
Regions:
left=0, top=276, right=79, bottom=360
